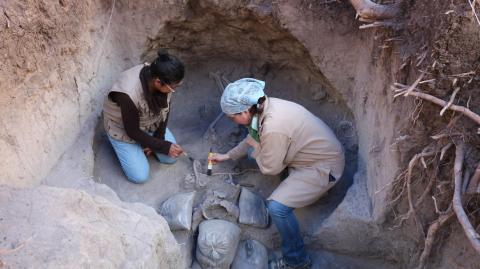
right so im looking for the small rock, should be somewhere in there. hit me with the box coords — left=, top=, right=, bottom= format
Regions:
left=312, top=89, right=327, bottom=101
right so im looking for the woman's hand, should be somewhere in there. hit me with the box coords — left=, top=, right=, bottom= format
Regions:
left=168, top=143, right=184, bottom=158
left=208, top=153, right=230, bottom=164
left=143, top=147, right=153, bottom=156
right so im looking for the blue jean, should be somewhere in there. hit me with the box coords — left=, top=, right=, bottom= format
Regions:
left=247, top=146, right=255, bottom=160
left=267, top=200, right=308, bottom=266
left=108, top=128, right=177, bottom=184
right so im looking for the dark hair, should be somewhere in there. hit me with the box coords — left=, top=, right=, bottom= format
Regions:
left=139, top=49, right=185, bottom=113
left=150, top=49, right=185, bottom=84
left=248, top=96, right=266, bottom=115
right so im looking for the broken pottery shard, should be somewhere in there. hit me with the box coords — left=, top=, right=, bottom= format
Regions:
left=238, top=187, right=269, bottom=228
left=200, top=189, right=239, bottom=221
left=232, top=239, right=268, bottom=269
left=159, top=191, right=195, bottom=231
left=196, top=219, right=241, bottom=269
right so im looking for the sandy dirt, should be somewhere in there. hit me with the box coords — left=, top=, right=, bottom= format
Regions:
left=2, top=0, right=480, bottom=268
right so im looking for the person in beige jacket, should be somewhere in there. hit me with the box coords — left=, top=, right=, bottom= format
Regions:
left=210, top=78, right=345, bottom=269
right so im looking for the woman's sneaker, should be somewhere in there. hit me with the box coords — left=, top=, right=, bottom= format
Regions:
left=268, top=256, right=312, bottom=269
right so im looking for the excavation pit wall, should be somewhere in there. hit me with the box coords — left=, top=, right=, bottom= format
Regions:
left=2, top=1, right=406, bottom=268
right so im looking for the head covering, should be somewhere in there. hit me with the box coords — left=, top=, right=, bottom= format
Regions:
left=220, top=78, right=265, bottom=115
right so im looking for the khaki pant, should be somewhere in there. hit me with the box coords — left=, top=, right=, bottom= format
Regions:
left=268, top=166, right=338, bottom=208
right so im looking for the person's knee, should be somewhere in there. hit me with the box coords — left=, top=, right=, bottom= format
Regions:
left=267, top=200, right=292, bottom=218
left=126, top=168, right=150, bottom=184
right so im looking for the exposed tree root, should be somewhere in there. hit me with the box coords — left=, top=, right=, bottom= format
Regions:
left=452, top=141, right=480, bottom=254
left=358, top=20, right=403, bottom=30
left=390, top=82, right=480, bottom=266
left=403, top=73, right=425, bottom=97
left=439, top=142, right=453, bottom=161
left=349, top=0, right=404, bottom=29
left=349, top=0, right=402, bottom=20
left=386, top=2, right=480, bottom=265
left=388, top=170, right=408, bottom=207
left=466, top=162, right=480, bottom=194
left=392, top=147, right=437, bottom=229
left=392, top=140, right=480, bottom=267
left=416, top=208, right=454, bottom=269
left=440, top=87, right=460, bottom=116
left=392, top=84, right=480, bottom=128
left=468, top=0, right=480, bottom=27
left=392, top=77, right=480, bottom=260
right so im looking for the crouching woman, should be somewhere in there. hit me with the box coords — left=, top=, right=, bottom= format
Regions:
left=103, top=49, right=185, bottom=183
left=210, top=78, right=345, bottom=269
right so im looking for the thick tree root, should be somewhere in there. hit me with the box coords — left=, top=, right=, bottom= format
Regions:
left=349, top=0, right=403, bottom=29
left=393, top=79, right=480, bottom=259
left=452, top=142, right=480, bottom=254
left=392, top=83, right=480, bottom=131
left=466, top=162, right=480, bottom=193
left=349, top=0, right=402, bottom=20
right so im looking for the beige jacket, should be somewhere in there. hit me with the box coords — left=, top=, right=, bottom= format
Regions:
left=227, top=97, right=345, bottom=208
left=103, top=64, right=171, bottom=143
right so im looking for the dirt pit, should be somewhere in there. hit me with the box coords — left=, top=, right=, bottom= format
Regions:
left=90, top=12, right=391, bottom=268
left=93, top=62, right=390, bottom=269
left=5, top=0, right=479, bottom=268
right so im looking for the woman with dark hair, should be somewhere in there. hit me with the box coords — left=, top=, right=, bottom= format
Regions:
left=209, top=78, right=345, bottom=269
left=103, top=49, right=185, bottom=183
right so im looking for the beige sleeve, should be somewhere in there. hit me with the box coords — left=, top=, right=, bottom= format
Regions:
left=226, top=135, right=251, bottom=160
left=251, top=132, right=289, bottom=175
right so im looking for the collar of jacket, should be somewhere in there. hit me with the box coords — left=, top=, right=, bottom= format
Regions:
left=257, top=96, right=270, bottom=132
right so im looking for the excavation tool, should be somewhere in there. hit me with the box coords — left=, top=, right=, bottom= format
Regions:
left=207, top=148, right=213, bottom=176
left=182, top=151, right=194, bottom=162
